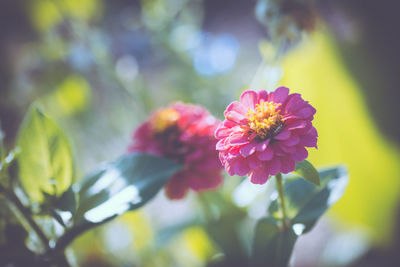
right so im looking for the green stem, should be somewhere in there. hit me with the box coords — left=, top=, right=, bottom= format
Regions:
left=275, top=172, right=288, bottom=229
left=3, top=187, right=50, bottom=250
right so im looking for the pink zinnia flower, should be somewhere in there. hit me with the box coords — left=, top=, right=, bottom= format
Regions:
left=129, top=102, right=223, bottom=199
left=215, top=87, right=317, bottom=184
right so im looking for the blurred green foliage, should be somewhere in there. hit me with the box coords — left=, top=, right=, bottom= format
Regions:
left=17, top=106, right=74, bottom=202
left=0, top=0, right=399, bottom=266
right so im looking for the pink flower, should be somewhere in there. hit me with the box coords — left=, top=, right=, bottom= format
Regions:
left=129, top=102, right=223, bottom=199
left=215, top=87, right=318, bottom=184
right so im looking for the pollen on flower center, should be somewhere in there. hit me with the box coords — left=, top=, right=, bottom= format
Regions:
left=245, top=101, right=283, bottom=140
left=152, top=108, right=180, bottom=133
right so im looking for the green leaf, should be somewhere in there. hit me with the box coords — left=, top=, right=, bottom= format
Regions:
left=251, top=217, right=297, bottom=267
left=73, top=153, right=182, bottom=225
left=293, top=160, right=320, bottom=186
left=201, top=192, right=249, bottom=264
left=54, top=153, right=181, bottom=251
left=17, top=106, right=74, bottom=202
left=269, top=166, right=348, bottom=233
left=54, top=186, right=76, bottom=213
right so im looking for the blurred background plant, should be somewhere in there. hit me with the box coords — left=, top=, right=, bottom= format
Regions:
left=0, top=0, right=399, bottom=266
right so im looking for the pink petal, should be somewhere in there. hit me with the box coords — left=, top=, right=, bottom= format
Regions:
left=216, top=139, right=227, bottom=150
left=249, top=170, right=269, bottom=184
left=271, top=144, right=286, bottom=156
left=188, top=172, right=223, bottom=192
left=268, top=157, right=281, bottom=175
left=165, top=172, right=189, bottom=199
left=240, top=90, right=258, bottom=108
left=240, top=141, right=257, bottom=157
left=186, top=150, right=203, bottom=161
left=223, top=119, right=236, bottom=128
left=284, top=94, right=303, bottom=113
left=283, top=136, right=300, bottom=146
left=279, top=144, right=296, bottom=153
left=292, top=147, right=308, bottom=162
left=274, top=129, right=291, bottom=140
left=225, top=110, right=246, bottom=124
left=300, top=127, right=318, bottom=148
left=229, top=132, right=249, bottom=146
left=258, top=90, right=268, bottom=102
left=225, top=101, right=247, bottom=115
left=215, top=124, right=231, bottom=139
left=296, top=106, right=315, bottom=119
left=286, top=120, right=307, bottom=130
left=280, top=157, right=296, bottom=174
left=248, top=156, right=263, bottom=170
left=257, top=148, right=274, bottom=161
left=268, top=87, right=289, bottom=104
left=256, top=139, right=270, bottom=152
left=194, top=156, right=222, bottom=171
left=232, top=159, right=250, bottom=176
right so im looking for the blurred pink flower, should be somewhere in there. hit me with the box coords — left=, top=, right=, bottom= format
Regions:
left=129, top=103, right=223, bottom=199
left=215, top=87, right=317, bottom=184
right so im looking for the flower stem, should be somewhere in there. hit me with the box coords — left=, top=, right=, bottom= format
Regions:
left=275, top=172, right=288, bottom=229
left=2, top=186, right=50, bottom=250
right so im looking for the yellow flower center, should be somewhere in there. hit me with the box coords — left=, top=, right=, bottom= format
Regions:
left=245, top=101, right=283, bottom=140
left=152, top=108, right=180, bottom=133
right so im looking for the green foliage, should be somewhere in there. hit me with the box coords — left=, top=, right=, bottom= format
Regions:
left=269, top=167, right=348, bottom=232
left=293, top=160, right=320, bottom=186
left=253, top=166, right=348, bottom=266
left=200, top=192, right=249, bottom=265
left=53, top=153, right=182, bottom=250
left=252, top=217, right=297, bottom=267
left=74, top=153, right=181, bottom=225
left=17, top=106, right=74, bottom=202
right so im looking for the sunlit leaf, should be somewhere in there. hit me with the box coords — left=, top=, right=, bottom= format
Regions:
left=74, top=153, right=180, bottom=224
left=251, top=217, right=297, bottom=267
left=293, top=160, right=320, bottom=186
left=269, top=166, right=348, bottom=233
left=54, top=153, right=181, bottom=250
left=17, top=106, right=74, bottom=202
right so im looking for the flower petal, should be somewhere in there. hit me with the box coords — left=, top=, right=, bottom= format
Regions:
left=249, top=170, right=269, bottom=184
left=280, top=157, right=296, bottom=174
left=268, top=86, right=289, bottom=104
left=296, top=106, right=316, bottom=119
left=274, top=129, right=291, bottom=140
left=284, top=94, right=303, bottom=113
left=165, top=173, right=189, bottom=199
left=256, top=139, right=270, bottom=152
left=268, top=157, right=281, bottom=175
left=240, top=90, right=258, bottom=108
left=280, top=144, right=296, bottom=153
left=215, top=124, right=231, bottom=139
left=292, top=147, right=308, bottom=162
left=225, top=101, right=247, bottom=115
left=257, top=148, right=273, bottom=161
left=216, top=139, right=227, bottom=150
left=258, top=90, right=268, bottom=102
left=232, top=159, right=250, bottom=176
left=283, top=136, right=300, bottom=146
left=300, top=127, right=318, bottom=148
left=229, top=132, right=249, bottom=146
left=286, top=120, right=307, bottom=130
left=248, top=156, right=263, bottom=170
left=188, top=171, right=223, bottom=192
left=240, top=141, right=257, bottom=157
left=225, top=110, right=246, bottom=124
